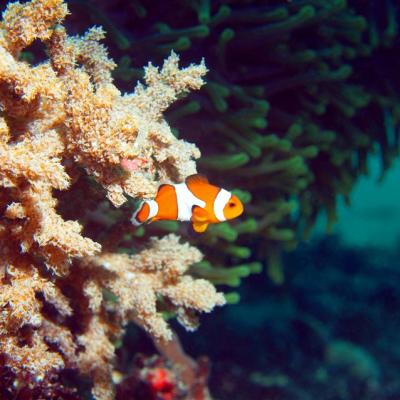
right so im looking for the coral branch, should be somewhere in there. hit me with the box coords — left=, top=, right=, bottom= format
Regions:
left=0, top=0, right=213, bottom=398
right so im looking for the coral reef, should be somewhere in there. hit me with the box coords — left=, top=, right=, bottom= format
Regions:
left=0, top=0, right=223, bottom=398
left=1, top=0, right=400, bottom=398
left=65, top=0, right=400, bottom=287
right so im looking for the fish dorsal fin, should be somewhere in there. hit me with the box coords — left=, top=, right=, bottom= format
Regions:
left=185, top=174, right=209, bottom=186
left=191, top=205, right=209, bottom=222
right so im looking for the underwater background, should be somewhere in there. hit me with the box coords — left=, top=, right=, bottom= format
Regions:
left=126, top=158, right=400, bottom=400
left=0, top=0, right=400, bottom=399
left=179, top=158, right=400, bottom=400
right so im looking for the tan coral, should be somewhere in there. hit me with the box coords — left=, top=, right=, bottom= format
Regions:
left=0, top=262, right=71, bottom=378
left=1, top=0, right=68, bottom=53
left=77, top=316, right=117, bottom=400
left=39, top=319, right=78, bottom=364
left=0, top=266, right=44, bottom=333
left=0, top=0, right=216, bottom=398
left=0, top=116, right=10, bottom=142
left=0, top=334, right=65, bottom=379
left=59, top=49, right=204, bottom=204
left=87, top=234, right=226, bottom=341
left=69, top=26, right=117, bottom=87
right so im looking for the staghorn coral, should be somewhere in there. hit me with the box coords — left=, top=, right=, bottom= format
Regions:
left=0, top=0, right=223, bottom=398
left=68, top=0, right=400, bottom=287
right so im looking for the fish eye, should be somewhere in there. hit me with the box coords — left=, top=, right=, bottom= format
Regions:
left=228, top=202, right=235, bottom=208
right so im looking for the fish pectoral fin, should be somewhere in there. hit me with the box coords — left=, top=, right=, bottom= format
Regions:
left=191, top=206, right=210, bottom=232
left=192, top=221, right=209, bottom=233
left=191, top=205, right=209, bottom=222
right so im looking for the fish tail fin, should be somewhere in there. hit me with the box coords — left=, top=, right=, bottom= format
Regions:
left=131, top=200, right=158, bottom=226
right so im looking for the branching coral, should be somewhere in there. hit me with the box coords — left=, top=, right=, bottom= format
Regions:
left=82, top=235, right=225, bottom=342
left=0, top=0, right=222, bottom=398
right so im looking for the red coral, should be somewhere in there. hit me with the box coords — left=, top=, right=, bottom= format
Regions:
left=146, top=367, right=176, bottom=400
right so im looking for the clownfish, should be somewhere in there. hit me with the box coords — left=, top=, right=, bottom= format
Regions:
left=131, top=174, right=244, bottom=233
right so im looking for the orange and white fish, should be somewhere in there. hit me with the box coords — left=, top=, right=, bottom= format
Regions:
left=131, top=174, right=244, bottom=233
